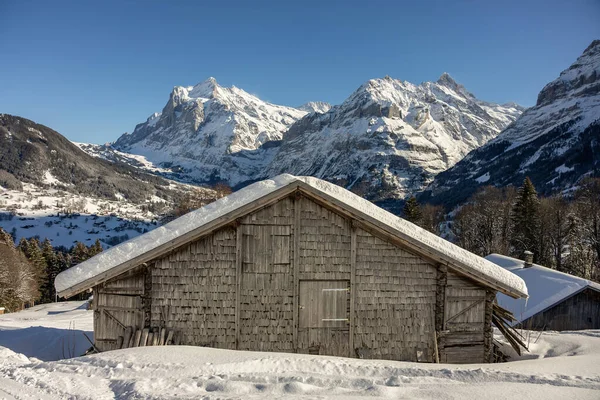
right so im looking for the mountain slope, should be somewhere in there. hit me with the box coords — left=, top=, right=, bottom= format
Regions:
left=265, top=74, right=523, bottom=201
left=424, top=40, right=600, bottom=207
left=0, top=114, right=178, bottom=203
left=113, top=78, right=307, bottom=185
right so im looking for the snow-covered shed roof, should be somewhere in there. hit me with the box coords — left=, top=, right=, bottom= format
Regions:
left=55, top=175, right=528, bottom=298
left=486, top=253, right=600, bottom=324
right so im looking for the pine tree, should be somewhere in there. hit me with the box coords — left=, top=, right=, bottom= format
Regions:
left=89, top=239, right=103, bottom=257
left=71, top=242, right=90, bottom=265
left=403, top=196, right=423, bottom=225
left=510, top=177, right=541, bottom=261
left=40, top=239, right=60, bottom=302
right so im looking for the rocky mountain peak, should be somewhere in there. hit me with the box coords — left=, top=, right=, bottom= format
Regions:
left=297, top=101, right=332, bottom=114
left=188, top=77, right=219, bottom=99
left=537, top=39, right=600, bottom=106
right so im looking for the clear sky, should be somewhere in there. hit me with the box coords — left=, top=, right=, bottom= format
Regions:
left=0, top=0, right=598, bottom=143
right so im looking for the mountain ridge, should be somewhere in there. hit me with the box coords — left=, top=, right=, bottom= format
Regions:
left=423, top=40, right=600, bottom=207
left=107, top=73, right=522, bottom=202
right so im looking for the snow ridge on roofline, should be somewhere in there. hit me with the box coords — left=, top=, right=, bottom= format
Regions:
left=55, top=174, right=528, bottom=298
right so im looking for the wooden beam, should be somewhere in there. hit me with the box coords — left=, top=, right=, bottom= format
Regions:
left=102, top=309, right=126, bottom=330
left=445, top=299, right=485, bottom=324
left=349, top=221, right=357, bottom=358
left=292, top=192, right=301, bottom=352
left=235, top=223, right=243, bottom=350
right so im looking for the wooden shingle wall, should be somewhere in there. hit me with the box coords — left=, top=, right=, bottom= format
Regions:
left=151, top=227, right=237, bottom=349
left=354, top=228, right=437, bottom=361
left=298, top=196, right=352, bottom=280
left=238, top=197, right=295, bottom=352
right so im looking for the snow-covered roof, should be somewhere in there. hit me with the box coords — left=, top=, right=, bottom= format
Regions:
left=486, top=253, right=600, bottom=324
left=55, top=175, right=528, bottom=298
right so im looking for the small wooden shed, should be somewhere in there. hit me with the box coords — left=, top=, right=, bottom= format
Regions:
left=487, top=254, right=600, bottom=331
left=56, top=175, right=527, bottom=363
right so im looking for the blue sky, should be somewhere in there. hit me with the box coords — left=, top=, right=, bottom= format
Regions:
left=0, top=0, right=598, bottom=143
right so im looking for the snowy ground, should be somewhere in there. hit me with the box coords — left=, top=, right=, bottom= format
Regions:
left=0, top=301, right=93, bottom=361
left=0, top=302, right=599, bottom=399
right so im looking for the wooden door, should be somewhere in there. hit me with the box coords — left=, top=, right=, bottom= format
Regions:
left=442, top=285, right=486, bottom=363
left=298, top=280, right=350, bottom=356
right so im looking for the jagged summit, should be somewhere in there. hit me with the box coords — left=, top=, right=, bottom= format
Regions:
left=112, top=77, right=307, bottom=185
left=298, top=101, right=331, bottom=114
left=187, top=77, right=219, bottom=98
left=437, top=72, right=456, bottom=85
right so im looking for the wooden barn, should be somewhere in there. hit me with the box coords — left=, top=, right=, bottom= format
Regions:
left=56, top=175, right=527, bottom=364
left=487, top=254, right=600, bottom=331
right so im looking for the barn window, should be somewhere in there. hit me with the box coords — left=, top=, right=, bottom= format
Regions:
left=241, top=224, right=291, bottom=273
left=299, top=280, right=350, bottom=328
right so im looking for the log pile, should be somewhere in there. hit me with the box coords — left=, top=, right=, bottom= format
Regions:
left=117, top=326, right=178, bottom=349
left=492, top=303, right=528, bottom=356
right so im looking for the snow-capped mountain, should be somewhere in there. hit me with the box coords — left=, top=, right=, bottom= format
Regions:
left=298, top=101, right=332, bottom=114
left=424, top=40, right=600, bottom=207
left=104, top=74, right=521, bottom=204
left=265, top=74, right=523, bottom=201
left=113, top=78, right=307, bottom=185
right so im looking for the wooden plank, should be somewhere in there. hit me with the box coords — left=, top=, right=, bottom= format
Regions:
left=98, top=287, right=144, bottom=295
left=152, top=329, right=160, bottom=346
left=349, top=223, right=356, bottom=357
left=293, top=193, right=301, bottom=352
left=102, top=309, right=127, bottom=330
left=235, top=224, right=242, bottom=349
left=165, top=330, right=174, bottom=345
left=132, top=329, right=142, bottom=347
left=159, top=328, right=166, bottom=345
left=122, top=326, right=133, bottom=349
left=116, top=336, right=124, bottom=349
left=147, top=332, right=154, bottom=347
left=140, top=328, right=149, bottom=347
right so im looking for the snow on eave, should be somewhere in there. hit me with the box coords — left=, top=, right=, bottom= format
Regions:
left=55, top=175, right=527, bottom=299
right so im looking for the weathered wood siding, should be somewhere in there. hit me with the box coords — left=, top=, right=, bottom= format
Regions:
left=238, top=196, right=295, bottom=352
left=520, top=287, right=600, bottom=331
left=440, top=272, right=487, bottom=363
left=93, top=269, right=145, bottom=351
left=354, top=228, right=437, bottom=361
left=93, top=192, right=496, bottom=363
left=151, top=227, right=237, bottom=349
left=296, top=195, right=353, bottom=355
